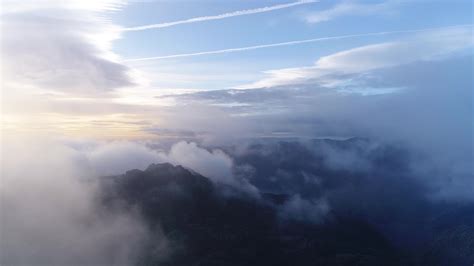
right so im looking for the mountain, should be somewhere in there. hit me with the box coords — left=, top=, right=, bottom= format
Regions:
left=99, top=163, right=406, bottom=266
left=97, top=138, right=474, bottom=265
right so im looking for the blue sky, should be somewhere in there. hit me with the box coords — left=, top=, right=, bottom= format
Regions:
left=1, top=0, right=472, bottom=198
left=110, top=0, right=473, bottom=90
left=2, top=2, right=474, bottom=263
left=1, top=3, right=474, bottom=261
left=1, top=0, right=472, bottom=142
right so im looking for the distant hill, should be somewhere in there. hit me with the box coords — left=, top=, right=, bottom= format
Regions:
left=100, top=163, right=405, bottom=266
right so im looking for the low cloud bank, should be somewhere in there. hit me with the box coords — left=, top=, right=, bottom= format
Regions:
left=157, top=141, right=259, bottom=196
left=2, top=134, right=471, bottom=264
left=0, top=136, right=267, bottom=265
left=0, top=137, right=151, bottom=265
left=86, top=141, right=162, bottom=176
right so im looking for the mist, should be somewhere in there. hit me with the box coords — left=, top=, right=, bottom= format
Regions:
left=0, top=137, right=156, bottom=265
left=1, top=0, right=472, bottom=265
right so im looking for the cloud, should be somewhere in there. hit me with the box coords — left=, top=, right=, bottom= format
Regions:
left=164, top=53, right=473, bottom=201
left=65, top=138, right=260, bottom=194
left=0, top=136, right=152, bottom=265
left=304, top=0, right=394, bottom=24
left=125, top=24, right=472, bottom=62
left=30, top=138, right=260, bottom=196
left=85, top=141, right=162, bottom=176
left=0, top=0, right=126, bottom=13
left=0, top=0, right=149, bottom=138
left=279, top=195, right=329, bottom=223
left=239, top=26, right=473, bottom=89
left=123, top=0, right=318, bottom=31
left=164, top=142, right=232, bottom=180
left=158, top=141, right=259, bottom=195
left=1, top=0, right=134, bottom=96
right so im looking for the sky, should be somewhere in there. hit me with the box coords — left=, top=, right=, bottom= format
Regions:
left=0, top=0, right=473, bottom=141
left=1, top=2, right=473, bottom=264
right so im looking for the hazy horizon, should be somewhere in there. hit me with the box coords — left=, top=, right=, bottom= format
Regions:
left=1, top=1, right=473, bottom=265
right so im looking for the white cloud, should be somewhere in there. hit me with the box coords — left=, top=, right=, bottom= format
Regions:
left=238, top=26, right=473, bottom=89
left=304, top=0, right=394, bottom=24
left=1, top=0, right=134, bottom=96
left=0, top=0, right=126, bottom=14
left=85, top=141, right=162, bottom=176
left=124, top=0, right=319, bottom=31
left=126, top=25, right=469, bottom=62
left=64, top=139, right=259, bottom=194
left=159, top=141, right=259, bottom=195
left=163, top=142, right=233, bottom=180
left=0, top=136, right=150, bottom=265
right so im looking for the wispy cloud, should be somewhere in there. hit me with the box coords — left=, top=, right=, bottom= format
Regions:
left=237, top=26, right=474, bottom=89
left=304, top=0, right=394, bottom=24
left=124, top=24, right=473, bottom=62
left=123, top=0, right=318, bottom=31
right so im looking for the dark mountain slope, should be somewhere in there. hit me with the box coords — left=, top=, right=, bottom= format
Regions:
left=100, top=163, right=406, bottom=266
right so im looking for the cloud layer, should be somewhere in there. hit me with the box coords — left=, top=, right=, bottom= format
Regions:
left=0, top=137, right=149, bottom=265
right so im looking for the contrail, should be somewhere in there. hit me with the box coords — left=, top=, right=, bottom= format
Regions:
left=124, top=24, right=473, bottom=62
left=123, top=0, right=318, bottom=31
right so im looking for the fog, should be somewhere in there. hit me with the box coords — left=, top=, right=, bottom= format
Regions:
left=0, top=137, right=153, bottom=265
left=1, top=0, right=472, bottom=264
